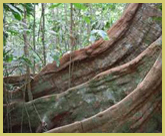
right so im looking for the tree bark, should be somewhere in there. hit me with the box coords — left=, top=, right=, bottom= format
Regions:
left=42, top=3, right=46, bottom=66
left=3, top=35, right=162, bottom=133
left=3, top=3, right=162, bottom=133
left=46, top=51, right=162, bottom=133
left=33, top=4, right=36, bottom=74
left=22, top=7, right=33, bottom=101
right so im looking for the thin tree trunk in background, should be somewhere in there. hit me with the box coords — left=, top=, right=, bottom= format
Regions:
left=3, top=9, right=7, bottom=47
left=68, top=3, right=74, bottom=88
left=55, top=6, right=59, bottom=46
left=87, top=4, right=91, bottom=36
left=64, top=3, right=68, bottom=52
left=33, top=4, right=36, bottom=74
left=70, top=3, right=74, bottom=47
left=42, top=3, right=46, bottom=66
left=37, top=4, right=42, bottom=42
left=52, top=4, right=56, bottom=50
left=23, top=7, right=33, bottom=101
left=79, top=9, right=83, bottom=48
left=77, top=9, right=81, bottom=47
left=85, top=3, right=92, bottom=46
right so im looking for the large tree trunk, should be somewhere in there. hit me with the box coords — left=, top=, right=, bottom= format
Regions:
left=3, top=3, right=162, bottom=133
left=5, top=3, right=161, bottom=102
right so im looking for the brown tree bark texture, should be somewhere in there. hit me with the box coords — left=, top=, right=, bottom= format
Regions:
left=3, top=36, right=162, bottom=133
left=5, top=3, right=162, bottom=101
left=46, top=52, right=162, bottom=133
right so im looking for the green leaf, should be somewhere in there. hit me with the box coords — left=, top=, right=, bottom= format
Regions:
left=104, top=36, right=110, bottom=41
left=49, top=3, right=61, bottom=9
left=24, top=3, right=33, bottom=15
left=8, top=30, right=19, bottom=35
left=13, top=12, right=22, bottom=20
left=6, top=4, right=22, bottom=20
left=6, top=4, right=21, bottom=15
left=73, top=3, right=87, bottom=10
left=6, top=55, right=13, bottom=62
left=109, top=4, right=116, bottom=10
left=83, top=16, right=90, bottom=24
left=105, top=22, right=110, bottom=29
left=152, top=17, right=162, bottom=22
left=19, top=3, right=33, bottom=16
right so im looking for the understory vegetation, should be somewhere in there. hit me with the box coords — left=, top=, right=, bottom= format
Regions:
left=3, top=3, right=125, bottom=76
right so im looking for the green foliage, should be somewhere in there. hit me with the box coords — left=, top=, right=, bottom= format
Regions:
left=17, top=55, right=33, bottom=68
left=7, top=29, right=19, bottom=35
left=152, top=17, right=162, bottom=23
left=156, top=4, right=162, bottom=11
left=4, top=3, right=22, bottom=20
left=3, top=3, right=127, bottom=75
left=49, top=3, right=62, bottom=9
left=3, top=48, right=13, bottom=62
left=22, top=3, right=34, bottom=16
left=3, top=31, right=8, bottom=46
left=73, top=3, right=87, bottom=10
left=151, top=4, right=162, bottom=23
left=83, top=16, right=90, bottom=24
left=51, top=21, right=60, bottom=32
left=3, top=3, right=34, bottom=20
